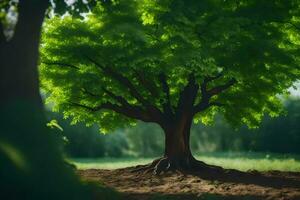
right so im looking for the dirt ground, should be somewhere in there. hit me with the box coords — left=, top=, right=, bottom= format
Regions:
left=78, top=166, right=300, bottom=200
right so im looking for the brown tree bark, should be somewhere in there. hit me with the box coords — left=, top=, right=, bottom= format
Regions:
left=131, top=73, right=235, bottom=174
left=163, top=116, right=194, bottom=168
left=132, top=114, right=225, bottom=175
left=0, top=2, right=92, bottom=199
left=0, top=0, right=49, bottom=108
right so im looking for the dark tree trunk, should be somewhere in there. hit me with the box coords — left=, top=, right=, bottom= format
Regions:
left=132, top=75, right=225, bottom=174
left=155, top=74, right=200, bottom=171
left=0, top=0, right=48, bottom=108
left=133, top=75, right=206, bottom=174
left=132, top=113, right=222, bottom=174
left=163, top=115, right=194, bottom=169
left=0, top=2, right=92, bottom=199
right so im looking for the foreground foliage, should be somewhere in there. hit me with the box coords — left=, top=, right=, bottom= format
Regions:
left=1, top=1, right=119, bottom=199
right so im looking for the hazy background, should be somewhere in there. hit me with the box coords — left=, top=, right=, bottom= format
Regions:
left=45, top=94, right=300, bottom=159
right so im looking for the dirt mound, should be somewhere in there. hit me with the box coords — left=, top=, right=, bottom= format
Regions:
left=78, top=167, right=300, bottom=200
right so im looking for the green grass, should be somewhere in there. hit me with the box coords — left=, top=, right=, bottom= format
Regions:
left=70, top=152, right=300, bottom=172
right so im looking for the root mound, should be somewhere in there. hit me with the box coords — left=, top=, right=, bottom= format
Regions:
left=130, top=157, right=223, bottom=175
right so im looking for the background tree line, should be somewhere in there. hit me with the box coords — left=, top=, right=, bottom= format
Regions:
left=47, top=97, right=300, bottom=158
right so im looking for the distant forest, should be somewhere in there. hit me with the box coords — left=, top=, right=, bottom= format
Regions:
left=47, top=98, right=300, bottom=158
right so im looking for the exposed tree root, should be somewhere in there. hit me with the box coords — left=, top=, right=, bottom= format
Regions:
left=131, top=158, right=162, bottom=173
left=131, top=157, right=225, bottom=175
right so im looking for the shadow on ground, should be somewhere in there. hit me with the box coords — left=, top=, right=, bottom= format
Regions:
left=190, top=167, right=300, bottom=189
left=79, top=165, right=300, bottom=200
left=124, top=192, right=264, bottom=200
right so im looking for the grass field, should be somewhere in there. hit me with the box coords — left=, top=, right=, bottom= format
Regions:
left=71, top=152, right=300, bottom=172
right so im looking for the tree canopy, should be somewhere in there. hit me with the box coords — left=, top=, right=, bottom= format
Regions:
left=40, top=0, right=300, bottom=133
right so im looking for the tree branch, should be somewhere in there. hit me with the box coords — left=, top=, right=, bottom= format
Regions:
left=80, top=87, right=156, bottom=122
left=133, top=69, right=159, bottom=98
left=68, top=101, right=154, bottom=122
left=193, top=77, right=236, bottom=114
left=101, top=87, right=161, bottom=121
left=159, top=73, right=173, bottom=115
left=81, top=88, right=101, bottom=98
left=102, top=87, right=135, bottom=108
left=198, top=73, right=224, bottom=99
left=85, top=56, right=150, bottom=107
left=204, top=72, right=224, bottom=82
left=42, top=61, right=80, bottom=70
left=176, top=74, right=199, bottom=115
left=207, top=78, right=236, bottom=97
left=82, top=86, right=150, bottom=121
left=69, top=101, right=103, bottom=112
left=85, top=56, right=165, bottom=124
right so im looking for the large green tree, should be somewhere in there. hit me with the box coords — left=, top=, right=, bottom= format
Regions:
left=41, top=0, right=300, bottom=173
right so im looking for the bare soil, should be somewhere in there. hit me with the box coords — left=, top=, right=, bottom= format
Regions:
left=78, top=166, right=300, bottom=200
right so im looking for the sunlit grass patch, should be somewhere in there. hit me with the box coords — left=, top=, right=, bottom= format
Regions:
left=71, top=152, right=300, bottom=172
left=195, top=152, right=300, bottom=172
left=71, top=157, right=154, bottom=170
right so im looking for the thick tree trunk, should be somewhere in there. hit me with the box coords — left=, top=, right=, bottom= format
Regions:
left=132, top=114, right=201, bottom=174
left=153, top=73, right=201, bottom=171
left=133, top=113, right=224, bottom=174
left=0, top=0, right=48, bottom=108
left=163, top=116, right=194, bottom=169
left=0, top=2, right=92, bottom=199
left=131, top=76, right=206, bottom=174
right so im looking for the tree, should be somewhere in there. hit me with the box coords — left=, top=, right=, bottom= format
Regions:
left=0, top=1, right=118, bottom=199
left=0, top=0, right=96, bottom=107
left=0, top=0, right=48, bottom=107
left=40, top=0, right=300, bottom=174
